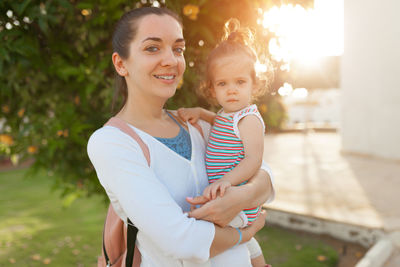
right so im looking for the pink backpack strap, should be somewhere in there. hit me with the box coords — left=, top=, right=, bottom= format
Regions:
left=100, top=117, right=146, bottom=267
left=105, top=117, right=150, bottom=166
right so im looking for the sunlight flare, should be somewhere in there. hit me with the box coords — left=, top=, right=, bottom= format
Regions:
left=262, top=0, right=343, bottom=65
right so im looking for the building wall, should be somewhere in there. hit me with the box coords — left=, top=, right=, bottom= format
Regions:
left=341, top=0, right=400, bottom=160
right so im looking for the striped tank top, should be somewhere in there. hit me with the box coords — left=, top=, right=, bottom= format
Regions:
left=205, top=104, right=265, bottom=224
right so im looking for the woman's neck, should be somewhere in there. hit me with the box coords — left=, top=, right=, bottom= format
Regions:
left=117, top=91, right=166, bottom=126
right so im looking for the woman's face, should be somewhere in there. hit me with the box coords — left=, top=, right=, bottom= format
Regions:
left=123, top=14, right=186, bottom=101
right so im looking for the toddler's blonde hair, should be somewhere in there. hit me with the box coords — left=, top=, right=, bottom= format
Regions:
left=198, top=18, right=273, bottom=105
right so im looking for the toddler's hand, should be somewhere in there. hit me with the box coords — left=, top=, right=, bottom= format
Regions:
left=177, top=107, right=201, bottom=124
left=203, top=180, right=232, bottom=200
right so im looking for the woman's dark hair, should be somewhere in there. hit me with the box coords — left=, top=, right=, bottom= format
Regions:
left=111, top=7, right=182, bottom=112
left=198, top=18, right=273, bottom=105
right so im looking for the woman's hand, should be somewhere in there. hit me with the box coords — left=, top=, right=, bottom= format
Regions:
left=187, top=169, right=273, bottom=227
left=186, top=185, right=247, bottom=227
left=241, top=209, right=267, bottom=243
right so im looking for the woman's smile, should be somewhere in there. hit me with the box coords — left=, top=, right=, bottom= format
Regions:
left=153, top=73, right=177, bottom=84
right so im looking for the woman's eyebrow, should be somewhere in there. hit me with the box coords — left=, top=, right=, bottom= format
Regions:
left=142, top=37, right=185, bottom=43
left=142, top=37, right=162, bottom=43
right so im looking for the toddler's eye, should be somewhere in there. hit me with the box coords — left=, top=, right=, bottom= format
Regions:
left=216, top=81, right=226, bottom=87
left=238, top=80, right=246, bottom=85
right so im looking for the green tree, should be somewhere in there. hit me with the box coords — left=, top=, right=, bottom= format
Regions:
left=1, top=0, right=287, bottom=202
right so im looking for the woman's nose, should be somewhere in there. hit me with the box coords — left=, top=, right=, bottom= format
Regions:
left=160, top=49, right=178, bottom=66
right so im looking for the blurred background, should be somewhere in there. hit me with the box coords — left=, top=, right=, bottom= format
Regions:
left=1, top=0, right=400, bottom=266
left=0, top=0, right=341, bottom=192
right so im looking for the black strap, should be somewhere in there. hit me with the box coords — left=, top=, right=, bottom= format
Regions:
left=126, top=218, right=138, bottom=267
left=102, top=218, right=138, bottom=267
left=102, top=214, right=111, bottom=266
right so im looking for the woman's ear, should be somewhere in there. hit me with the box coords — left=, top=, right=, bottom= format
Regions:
left=112, top=52, right=128, bottom=76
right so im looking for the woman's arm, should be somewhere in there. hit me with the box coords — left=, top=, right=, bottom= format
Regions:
left=88, top=128, right=215, bottom=262
left=88, top=127, right=267, bottom=261
left=187, top=168, right=273, bottom=227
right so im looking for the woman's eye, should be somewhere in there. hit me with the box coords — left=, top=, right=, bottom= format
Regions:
left=174, top=47, right=185, bottom=54
left=145, top=46, right=159, bottom=52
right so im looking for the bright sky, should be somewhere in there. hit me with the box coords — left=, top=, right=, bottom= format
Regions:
left=262, top=0, right=344, bottom=66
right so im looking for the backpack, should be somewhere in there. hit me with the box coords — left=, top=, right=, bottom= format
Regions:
left=98, top=114, right=204, bottom=267
left=98, top=117, right=149, bottom=267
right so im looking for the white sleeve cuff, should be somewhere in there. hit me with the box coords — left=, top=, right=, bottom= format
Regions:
left=261, top=160, right=275, bottom=203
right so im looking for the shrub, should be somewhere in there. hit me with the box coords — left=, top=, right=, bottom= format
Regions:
left=1, top=0, right=287, bottom=201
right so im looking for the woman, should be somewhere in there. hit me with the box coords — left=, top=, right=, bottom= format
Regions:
left=87, top=7, right=274, bottom=267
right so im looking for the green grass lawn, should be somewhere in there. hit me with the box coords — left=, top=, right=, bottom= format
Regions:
left=0, top=168, right=338, bottom=266
left=257, top=226, right=338, bottom=267
left=0, top=169, right=106, bottom=266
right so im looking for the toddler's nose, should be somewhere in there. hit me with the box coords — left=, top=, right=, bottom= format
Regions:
left=227, top=86, right=238, bottom=95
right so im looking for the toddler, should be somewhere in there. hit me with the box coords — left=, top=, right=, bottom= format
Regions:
left=178, top=18, right=272, bottom=267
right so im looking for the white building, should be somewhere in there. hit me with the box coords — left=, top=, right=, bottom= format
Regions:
left=341, top=0, right=400, bottom=160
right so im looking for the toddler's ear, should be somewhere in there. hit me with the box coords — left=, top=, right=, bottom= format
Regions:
left=209, top=86, right=220, bottom=107
left=210, top=86, right=216, bottom=98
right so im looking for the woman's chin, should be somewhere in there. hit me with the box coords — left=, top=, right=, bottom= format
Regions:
left=158, top=87, right=178, bottom=100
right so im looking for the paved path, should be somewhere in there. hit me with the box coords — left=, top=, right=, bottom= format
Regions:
left=263, top=132, right=400, bottom=231
left=262, top=132, right=400, bottom=265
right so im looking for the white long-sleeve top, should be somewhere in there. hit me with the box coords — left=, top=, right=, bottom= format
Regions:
left=87, top=119, right=274, bottom=267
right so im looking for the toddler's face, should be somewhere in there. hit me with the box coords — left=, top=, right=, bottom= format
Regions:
left=210, top=54, right=256, bottom=113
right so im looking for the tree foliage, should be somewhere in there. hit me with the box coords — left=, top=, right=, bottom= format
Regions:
left=1, top=0, right=286, bottom=202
